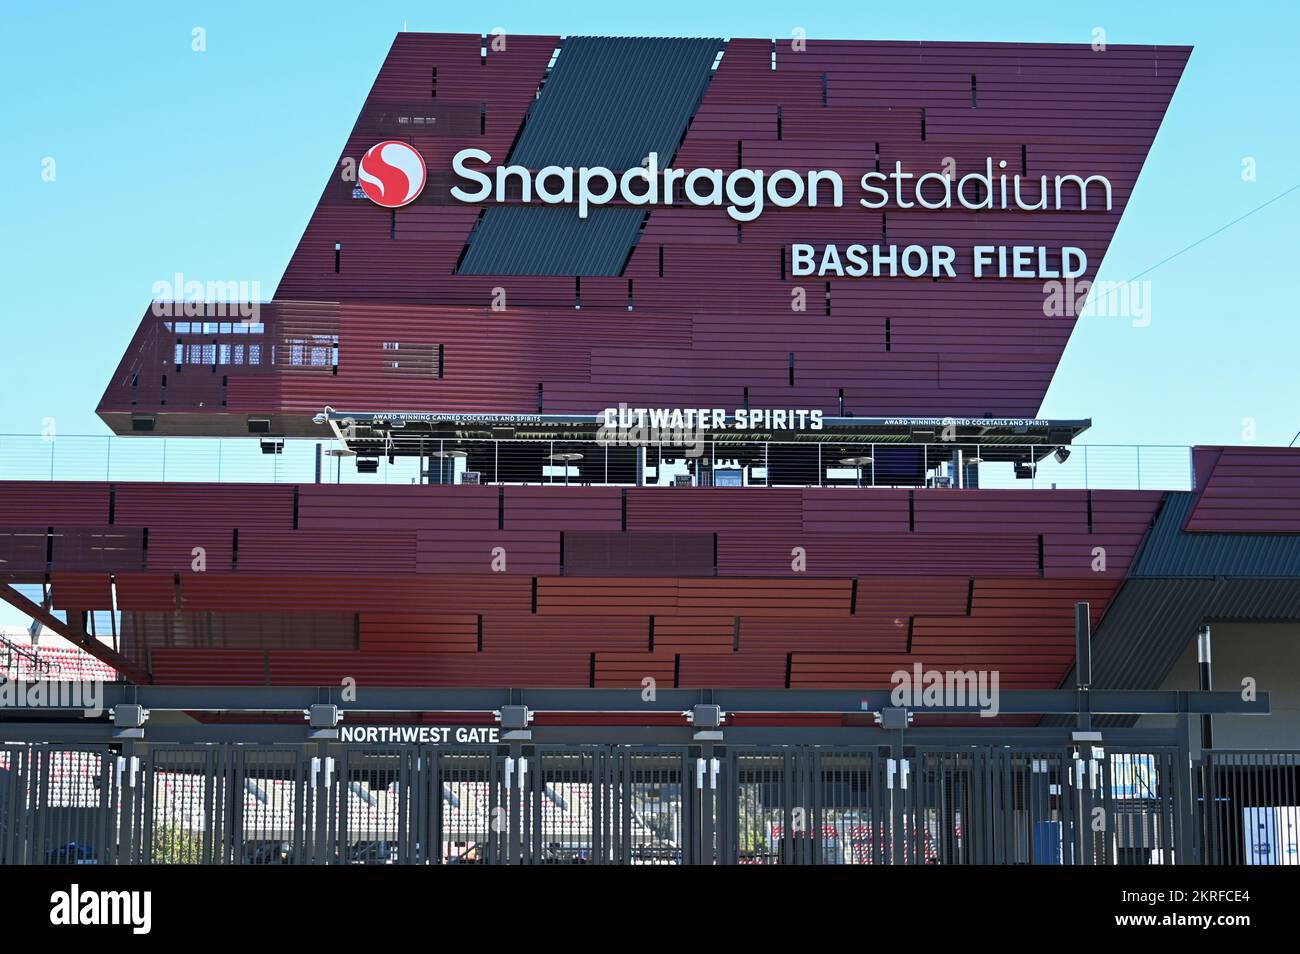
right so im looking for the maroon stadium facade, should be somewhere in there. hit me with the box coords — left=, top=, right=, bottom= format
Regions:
left=11, top=32, right=1300, bottom=699
left=3, top=32, right=1300, bottom=867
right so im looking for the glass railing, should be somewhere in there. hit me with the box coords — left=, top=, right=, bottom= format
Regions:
left=0, top=434, right=1196, bottom=491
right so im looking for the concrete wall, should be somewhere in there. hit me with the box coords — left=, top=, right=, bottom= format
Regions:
left=1138, top=622, right=1300, bottom=753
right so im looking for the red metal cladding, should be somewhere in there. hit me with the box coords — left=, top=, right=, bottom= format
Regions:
left=415, top=530, right=559, bottom=575
left=359, top=613, right=478, bottom=653
left=503, top=486, right=623, bottom=531
left=266, top=649, right=589, bottom=688
left=1185, top=447, right=1300, bottom=532
left=5, top=479, right=1208, bottom=689
left=678, top=653, right=789, bottom=689
left=0, top=481, right=109, bottom=525
left=627, top=487, right=805, bottom=532
left=485, top=614, right=647, bottom=653
left=298, top=484, right=498, bottom=531
left=113, top=483, right=295, bottom=529
left=114, top=573, right=176, bottom=611
left=799, top=488, right=911, bottom=532
left=144, top=528, right=231, bottom=573
left=716, top=530, right=1039, bottom=576
left=97, top=34, right=1191, bottom=432
left=48, top=572, right=113, bottom=612
left=150, top=649, right=266, bottom=686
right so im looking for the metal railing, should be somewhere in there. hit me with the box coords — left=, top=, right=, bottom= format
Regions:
left=3, top=740, right=1295, bottom=864
left=0, top=634, right=56, bottom=679
left=0, top=434, right=1195, bottom=491
left=1199, top=751, right=1300, bottom=865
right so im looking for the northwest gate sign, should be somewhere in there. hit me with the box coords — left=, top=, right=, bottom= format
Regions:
left=338, top=725, right=501, bottom=744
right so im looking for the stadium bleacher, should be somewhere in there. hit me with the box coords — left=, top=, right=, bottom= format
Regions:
left=0, top=628, right=117, bottom=682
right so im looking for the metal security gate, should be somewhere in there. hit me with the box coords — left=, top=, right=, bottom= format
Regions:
left=127, top=745, right=312, bottom=864
left=0, top=743, right=122, bottom=865
left=1200, top=750, right=1300, bottom=865
left=320, top=745, right=692, bottom=865
left=0, top=740, right=1292, bottom=865
left=715, top=744, right=1186, bottom=865
left=720, top=748, right=887, bottom=864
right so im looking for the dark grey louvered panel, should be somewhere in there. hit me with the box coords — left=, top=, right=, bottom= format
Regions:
left=1132, top=492, right=1300, bottom=578
left=458, top=36, right=724, bottom=277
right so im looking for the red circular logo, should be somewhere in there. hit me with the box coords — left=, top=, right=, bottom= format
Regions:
left=358, top=140, right=427, bottom=208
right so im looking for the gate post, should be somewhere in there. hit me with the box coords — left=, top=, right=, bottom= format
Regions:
left=307, top=740, right=334, bottom=865
left=684, top=745, right=705, bottom=865
left=1174, top=711, right=1198, bottom=864
left=715, top=748, right=733, bottom=866
left=699, top=742, right=717, bottom=865
left=115, top=739, right=142, bottom=865
left=507, top=740, right=523, bottom=865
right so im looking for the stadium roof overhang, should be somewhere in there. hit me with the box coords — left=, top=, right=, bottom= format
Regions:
left=320, top=409, right=1091, bottom=464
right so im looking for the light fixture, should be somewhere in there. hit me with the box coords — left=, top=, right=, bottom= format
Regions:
left=1054, top=446, right=1071, bottom=464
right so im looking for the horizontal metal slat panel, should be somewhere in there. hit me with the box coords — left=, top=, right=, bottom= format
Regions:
left=113, top=483, right=295, bottom=529
left=49, top=572, right=113, bottom=611
left=626, top=487, right=804, bottom=531
left=415, top=529, right=559, bottom=574
left=298, top=484, right=500, bottom=531
left=717, top=531, right=1038, bottom=576
left=0, top=481, right=109, bottom=525
left=1185, top=446, right=1300, bottom=532
left=359, top=612, right=478, bottom=653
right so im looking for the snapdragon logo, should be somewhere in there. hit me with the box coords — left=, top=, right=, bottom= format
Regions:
left=358, top=140, right=427, bottom=208
left=890, top=664, right=1000, bottom=718
left=50, top=884, right=151, bottom=935
left=0, top=677, right=103, bottom=717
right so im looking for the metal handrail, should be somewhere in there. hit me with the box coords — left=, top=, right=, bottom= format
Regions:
left=0, top=434, right=1197, bottom=491
left=0, top=634, right=56, bottom=678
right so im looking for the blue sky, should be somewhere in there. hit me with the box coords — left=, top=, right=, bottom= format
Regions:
left=0, top=0, right=1297, bottom=448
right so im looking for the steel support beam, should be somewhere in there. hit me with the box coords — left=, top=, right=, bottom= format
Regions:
left=0, top=684, right=1271, bottom=716
left=0, top=720, right=1190, bottom=747
left=0, top=584, right=148, bottom=684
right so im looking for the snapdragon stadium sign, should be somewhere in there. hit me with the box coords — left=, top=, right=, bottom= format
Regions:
left=359, top=142, right=1117, bottom=279
left=448, top=149, right=1114, bottom=220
